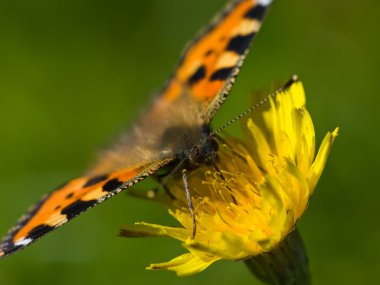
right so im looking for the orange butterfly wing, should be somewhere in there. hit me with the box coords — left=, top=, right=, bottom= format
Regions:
left=0, top=159, right=172, bottom=258
left=161, top=0, right=272, bottom=122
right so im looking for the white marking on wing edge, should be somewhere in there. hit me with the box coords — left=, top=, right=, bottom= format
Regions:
left=216, top=52, right=239, bottom=69
left=14, top=238, right=33, bottom=247
left=257, top=0, right=272, bottom=6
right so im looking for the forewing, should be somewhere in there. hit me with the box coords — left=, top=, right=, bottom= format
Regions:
left=160, top=0, right=273, bottom=122
left=88, top=1, right=273, bottom=176
left=0, top=158, right=172, bottom=258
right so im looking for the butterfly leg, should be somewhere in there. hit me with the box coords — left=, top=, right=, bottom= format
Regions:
left=155, top=175, right=176, bottom=201
left=182, top=169, right=196, bottom=238
left=154, top=159, right=189, bottom=201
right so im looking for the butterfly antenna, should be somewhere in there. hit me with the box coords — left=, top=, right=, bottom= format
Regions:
left=211, top=75, right=298, bottom=135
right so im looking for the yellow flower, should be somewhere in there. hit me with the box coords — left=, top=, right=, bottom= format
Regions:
left=121, top=79, right=338, bottom=277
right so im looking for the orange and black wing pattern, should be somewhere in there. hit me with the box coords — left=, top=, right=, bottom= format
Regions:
left=160, top=0, right=272, bottom=122
left=0, top=159, right=172, bottom=258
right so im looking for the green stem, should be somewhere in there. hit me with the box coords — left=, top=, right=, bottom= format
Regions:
left=244, top=228, right=311, bottom=285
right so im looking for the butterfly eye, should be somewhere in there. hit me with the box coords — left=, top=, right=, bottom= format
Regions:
left=189, top=146, right=202, bottom=166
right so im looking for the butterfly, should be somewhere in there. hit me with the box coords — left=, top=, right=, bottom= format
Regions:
left=0, top=0, right=273, bottom=258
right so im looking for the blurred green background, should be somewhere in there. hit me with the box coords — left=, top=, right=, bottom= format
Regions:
left=0, top=0, right=378, bottom=284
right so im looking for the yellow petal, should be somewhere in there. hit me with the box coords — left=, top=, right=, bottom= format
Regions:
left=148, top=253, right=220, bottom=276
left=120, top=222, right=188, bottom=241
left=308, top=128, right=339, bottom=192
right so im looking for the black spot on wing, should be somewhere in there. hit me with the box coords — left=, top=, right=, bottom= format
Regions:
left=102, top=178, right=123, bottom=192
left=83, top=174, right=109, bottom=188
left=226, top=33, right=255, bottom=55
left=65, top=192, right=74, bottom=199
left=25, top=224, right=55, bottom=240
left=188, top=65, right=206, bottom=85
left=244, top=4, right=266, bottom=20
left=204, top=49, right=214, bottom=57
left=0, top=243, right=23, bottom=257
left=61, top=199, right=97, bottom=220
left=210, top=67, right=235, bottom=81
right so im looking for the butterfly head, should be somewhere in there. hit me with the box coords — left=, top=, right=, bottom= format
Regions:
left=186, top=125, right=218, bottom=168
left=159, top=123, right=217, bottom=168
left=187, top=137, right=218, bottom=167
